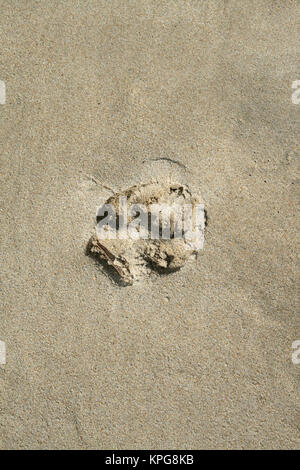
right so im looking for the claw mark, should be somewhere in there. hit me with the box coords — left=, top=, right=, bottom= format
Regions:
left=85, top=174, right=115, bottom=194
left=142, top=158, right=186, bottom=169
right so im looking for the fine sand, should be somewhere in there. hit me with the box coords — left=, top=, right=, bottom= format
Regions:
left=0, top=0, right=299, bottom=449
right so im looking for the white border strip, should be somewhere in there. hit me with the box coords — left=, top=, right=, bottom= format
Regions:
left=0, top=340, right=6, bottom=364
left=0, top=80, right=5, bottom=104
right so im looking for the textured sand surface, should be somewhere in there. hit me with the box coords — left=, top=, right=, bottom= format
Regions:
left=0, top=0, right=299, bottom=449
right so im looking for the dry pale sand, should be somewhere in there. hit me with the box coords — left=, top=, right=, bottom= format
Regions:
left=0, top=0, right=299, bottom=449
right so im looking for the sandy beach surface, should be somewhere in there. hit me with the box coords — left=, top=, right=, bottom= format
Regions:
left=0, top=0, right=299, bottom=449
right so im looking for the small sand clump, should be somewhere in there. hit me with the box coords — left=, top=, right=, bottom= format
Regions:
left=89, top=182, right=205, bottom=284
